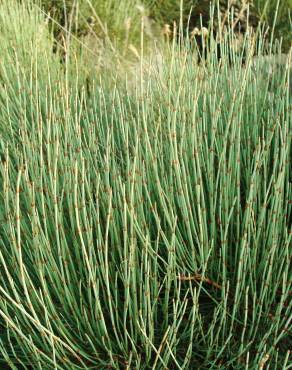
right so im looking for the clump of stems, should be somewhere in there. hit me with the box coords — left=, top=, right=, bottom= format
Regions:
left=0, top=1, right=291, bottom=369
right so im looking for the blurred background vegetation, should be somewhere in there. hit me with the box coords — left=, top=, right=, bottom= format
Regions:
left=33, top=0, right=291, bottom=51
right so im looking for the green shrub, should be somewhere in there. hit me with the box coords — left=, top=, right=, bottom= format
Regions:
left=0, top=1, right=291, bottom=368
left=35, top=0, right=150, bottom=50
left=31, top=0, right=292, bottom=51
left=0, top=0, right=64, bottom=148
left=254, top=0, right=292, bottom=50
left=0, top=0, right=58, bottom=78
left=145, top=0, right=291, bottom=51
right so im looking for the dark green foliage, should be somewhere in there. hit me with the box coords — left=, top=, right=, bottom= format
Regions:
left=254, top=0, right=292, bottom=51
left=33, top=0, right=291, bottom=51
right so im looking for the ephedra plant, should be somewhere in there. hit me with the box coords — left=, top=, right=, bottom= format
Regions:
left=0, top=0, right=291, bottom=369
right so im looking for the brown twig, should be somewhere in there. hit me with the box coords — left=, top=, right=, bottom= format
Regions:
left=178, top=274, right=222, bottom=290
